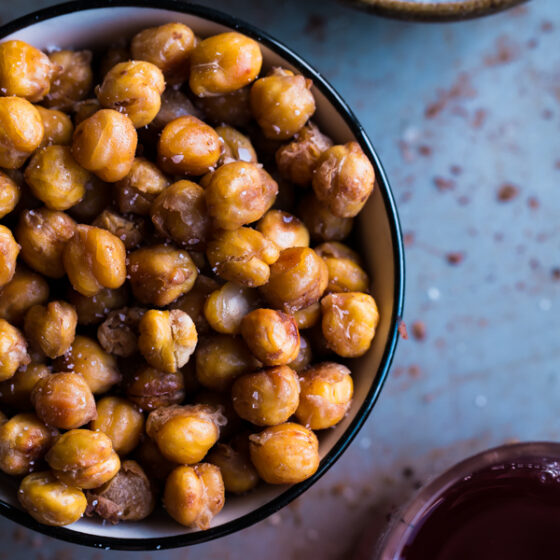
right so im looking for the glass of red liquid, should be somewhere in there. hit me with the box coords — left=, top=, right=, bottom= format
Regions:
left=375, top=442, right=560, bottom=560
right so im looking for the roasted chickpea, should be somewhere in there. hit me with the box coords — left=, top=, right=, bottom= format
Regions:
left=72, top=109, right=137, bottom=182
left=67, top=176, right=111, bottom=222
left=323, top=255, right=370, bottom=294
left=138, top=309, right=198, bottom=373
left=288, top=335, right=312, bottom=372
left=293, top=303, right=321, bottom=330
left=157, top=115, right=221, bottom=176
left=0, top=96, right=44, bottom=168
left=72, top=98, right=100, bottom=125
left=68, top=286, right=128, bottom=326
left=207, top=228, right=279, bottom=288
left=92, top=210, right=145, bottom=250
left=99, top=46, right=130, bottom=78
left=216, top=125, right=257, bottom=164
left=312, top=142, right=375, bottom=218
left=0, top=40, right=55, bottom=101
left=97, top=61, right=165, bottom=128
left=0, top=362, right=50, bottom=410
left=24, top=301, right=77, bottom=359
left=205, top=162, right=278, bottom=230
left=128, top=245, right=198, bottom=306
left=197, top=86, right=252, bottom=127
left=55, top=335, right=121, bottom=394
left=31, top=372, right=97, bottom=429
left=207, top=442, right=259, bottom=494
left=260, top=247, right=328, bottom=313
left=63, top=225, right=126, bottom=296
left=232, top=366, right=300, bottom=427
left=0, top=226, right=19, bottom=290
left=125, top=366, right=185, bottom=411
left=151, top=180, right=210, bottom=249
left=45, top=50, right=93, bottom=111
left=0, top=171, right=20, bottom=218
left=0, top=319, right=29, bottom=381
left=298, top=194, right=353, bottom=242
left=18, top=471, right=87, bottom=526
left=96, top=307, right=145, bottom=357
left=131, top=23, right=196, bottom=84
left=0, top=267, right=49, bottom=325
left=0, top=413, right=56, bottom=475
left=321, top=292, right=379, bottom=358
left=189, top=32, right=262, bottom=97
left=195, top=390, right=242, bottom=441
left=46, top=428, right=120, bottom=489
left=249, top=422, right=319, bottom=484
left=256, top=210, right=310, bottom=251
left=90, top=397, right=144, bottom=456
left=135, top=437, right=175, bottom=481
left=150, top=88, right=202, bottom=130
left=314, top=241, right=361, bottom=262
left=36, top=106, right=74, bottom=148
left=193, top=462, right=225, bottom=528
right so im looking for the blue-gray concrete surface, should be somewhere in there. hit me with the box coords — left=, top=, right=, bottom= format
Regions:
left=1, top=0, right=559, bottom=558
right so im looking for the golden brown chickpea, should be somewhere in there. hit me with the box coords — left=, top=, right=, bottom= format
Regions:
left=205, top=162, right=278, bottom=230
left=195, top=389, right=242, bottom=441
left=24, top=301, right=77, bottom=359
left=138, top=309, right=198, bottom=373
left=249, top=422, right=319, bottom=484
left=68, top=286, right=128, bottom=326
left=0, top=413, right=56, bottom=475
left=0, top=362, right=50, bottom=410
left=135, top=437, right=175, bottom=481
left=45, top=50, right=93, bottom=111
left=150, top=88, right=202, bottom=130
left=197, top=86, right=252, bottom=128
left=151, top=180, right=210, bottom=249
left=293, top=303, right=321, bottom=330
left=63, top=225, right=126, bottom=297
left=97, top=61, right=165, bottom=128
left=36, top=106, right=74, bottom=148
left=157, top=115, right=221, bottom=176
left=46, top=428, right=120, bottom=489
left=68, top=176, right=111, bottom=222
left=0, top=267, right=49, bottom=325
left=275, top=123, right=332, bottom=185
left=0, top=319, right=29, bottom=381
left=0, top=226, right=19, bottom=290
left=72, top=109, right=137, bottom=182
left=296, top=362, right=353, bottom=430
left=321, top=292, right=379, bottom=358
left=314, top=241, right=362, bottom=262
left=240, top=309, right=300, bottom=366
left=128, top=245, right=198, bottom=307
left=312, top=142, right=375, bottom=218
left=96, top=307, right=145, bottom=357
left=260, top=247, right=328, bottom=313
left=206, top=228, right=279, bottom=288
left=125, top=365, right=185, bottom=411
left=189, top=32, right=262, bottom=97
left=251, top=68, right=315, bottom=140
left=55, top=335, right=121, bottom=395
left=298, top=194, right=353, bottom=242
left=31, top=372, right=97, bottom=429
left=0, top=96, right=44, bottom=168
left=18, top=471, right=87, bottom=526
left=232, top=366, right=300, bottom=426
left=92, top=210, right=145, bottom=250
left=256, top=210, right=310, bottom=251
left=288, top=335, right=312, bottom=372
left=72, top=98, right=100, bottom=125
left=194, top=462, right=225, bottom=528
left=0, top=40, right=55, bottom=101
left=90, top=397, right=144, bottom=456
left=114, top=157, right=170, bottom=216
left=216, top=125, right=257, bottom=164
left=204, top=282, right=259, bottom=335
left=131, top=23, right=196, bottom=84
left=207, top=442, right=259, bottom=494
left=0, top=171, right=20, bottom=218
left=323, top=255, right=370, bottom=294
left=99, top=45, right=130, bottom=78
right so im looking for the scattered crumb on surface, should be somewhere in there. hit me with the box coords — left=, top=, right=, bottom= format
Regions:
left=411, top=321, right=426, bottom=341
left=497, top=183, right=519, bottom=201
left=397, top=320, right=408, bottom=340
left=446, top=252, right=465, bottom=265
left=434, top=176, right=455, bottom=191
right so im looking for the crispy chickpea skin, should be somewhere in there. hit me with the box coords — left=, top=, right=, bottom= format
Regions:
left=97, top=307, right=145, bottom=357
left=298, top=194, right=353, bottom=242
left=240, top=309, right=300, bottom=366
left=151, top=180, right=210, bottom=249
left=157, top=115, right=221, bottom=176
left=251, top=68, right=316, bottom=140
left=46, top=429, right=120, bottom=489
left=138, top=309, right=198, bottom=373
left=125, top=366, right=185, bottom=411
left=0, top=40, right=55, bottom=101
left=0, top=413, right=56, bottom=475
left=189, top=32, right=262, bottom=97
left=256, top=210, right=310, bottom=251
left=195, top=390, right=242, bottom=441
left=216, top=125, right=257, bottom=164
left=321, top=292, right=379, bottom=358
left=293, top=303, right=321, bottom=330
left=72, top=98, right=100, bottom=125
left=147, top=404, right=222, bottom=464
left=31, top=372, right=97, bottom=429
left=18, top=471, right=87, bottom=526
left=0, top=319, right=29, bottom=381
left=24, top=301, right=77, bottom=359
left=68, top=286, right=128, bottom=326
left=0, top=226, right=19, bottom=289
left=196, top=86, right=252, bottom=127
left=0, top=171, right=20, bottom=218
left=232, top=366, right=300, bottom=426
left=97, top=61, right=165, bottom=128
left=131, top=23, right=196, bottom=84
left=207, top=228, right=279, bottom=288
left=55, top=335, right=121, bottom=394
left=0, top=267, right=49, bottom=325
left=260, top=247, right=328, bottom=314
left=92, top=209, right=145, bottom=250
left=45, top=50, right=93, bottom=111
left=128, top=245, right=198, bottom=307
left=288, top=335, right=312, bottom=372
left=322, top=255, right=370, bottom=294
left=63, top=225, right=126, bottom=297
left=90, top=397, right=144, bottom=456
left=249, top=422, right=319, bottom=484
left=72, top=109, right=138, bottom=182
left=0, top=362, right=50, bottom=410
left=0, top=97, right=44, bottom=168
left=207, top=442, right=259, bottom=494
left=36, top=106, right=74, bottom=148
left=204, top=282, right=258, bottom=335
left=205, top=162, right=278, bottom=230
left=312, top=142, right=375, bottom=218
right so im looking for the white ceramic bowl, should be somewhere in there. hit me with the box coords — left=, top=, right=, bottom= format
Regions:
left=0, top=0, right=404, bottom=549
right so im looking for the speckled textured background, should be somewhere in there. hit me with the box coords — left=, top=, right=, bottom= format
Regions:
left=0, top=0, right=559, bottom=558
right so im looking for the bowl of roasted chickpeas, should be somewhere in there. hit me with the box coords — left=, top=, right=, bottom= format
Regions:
left=0, top=0, right=404, bottom=549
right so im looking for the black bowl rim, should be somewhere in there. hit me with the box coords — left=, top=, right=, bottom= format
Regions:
left=0, top=0, right=405, bottom=550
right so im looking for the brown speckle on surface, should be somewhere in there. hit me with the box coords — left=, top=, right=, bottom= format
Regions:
left=411, top=321, right=426, bottom=341
left=555, top=160, right=560, bottom=170
left=472, top=108, right=487, bottom=128
left=418, top=145, right=432, bottom=156
left=541, top=20, right=554, bottom=32
left=552, top=268, right=560, bottom=281
left=527, top=196, right=540, bottom=209
left=497, top=183, right=519, bottom=201
left=434, top=176, right=455, bottom=191
left=446, top=252, right=464, bottom=265
left=457, top=195, right=470, bottom=206
left=425, top=73, right=476, bottom=119
left=403, top=231, right=415, bottom=247
left=450, top=164, right=463, bottom=176
left=304, top=14, right=327, bottom=42
left=398, top=320, right=408, bottom=340
left=402, top=467, right=414, bottom=479
left=484, top=35, right=520, bottom=66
